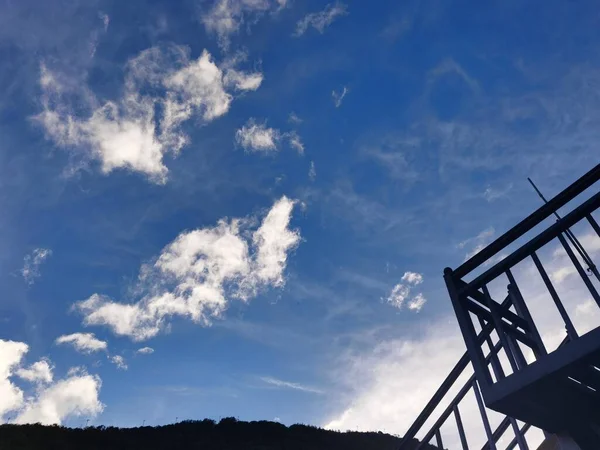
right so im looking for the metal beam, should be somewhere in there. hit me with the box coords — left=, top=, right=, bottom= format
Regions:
left=398, top=296, right=514, bottom=449
left=463, top=191, right=600, bottom=293
left=454, top=164, right=599, bottom=278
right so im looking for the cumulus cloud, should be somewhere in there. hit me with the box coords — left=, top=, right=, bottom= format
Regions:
left=36, top=45, right=263, bottom=183
left=260, top=376, right=324, bottom=394
left=110, top=355, right=128, bottom=370
left=21, top=248, right=52, bottom=285
left=236, top=119, right=281, bottom=152
left=386, top=271, right=426, bottom=311
left=74, top=197, right=300, bottom=341
left=401, top=271, right=423, bottom=285
left=16, top=360, right=53, bottom=384
left=201, top=0, right=286, bottom=49
left=137, top=347, right=154, bottom=355
left=294, top=2, right=348, bottom=37
left=0, top=339, right=103, bottom=425
left=332, top=86, right=348, bottom=108
left=407, top=293, right=427, bottom=312
left=55, top=333, right=108, bottom=354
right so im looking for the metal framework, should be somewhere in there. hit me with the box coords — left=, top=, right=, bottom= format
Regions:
left=400, top=164, right=600, bottom=449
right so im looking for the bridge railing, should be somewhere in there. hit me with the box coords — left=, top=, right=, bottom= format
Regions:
left=400, top=164, right=600, bottom=449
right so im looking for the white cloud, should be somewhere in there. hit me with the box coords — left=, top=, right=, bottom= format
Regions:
left=0, top=340, right=28, bottom=418
left=236, top=119, right=281, bottom=152
left=332, top=86, right=348, bottom=108
left=308, top=161, right=316, bottom=181
left=401, top=271, right=423, bottom=285
left=21, top=248, right=52, bottom=285
left=287, top=131, right=304, bottom=154
left=55, top=333, right=108, bottom=354
left=36, top=46, right=262, bottom=184
left=201, top=0, right=285, bottom=49
left=0, top=339, right=103, bottom=425
left=16, top=360, right=53, bottom=384
left=260, top=376, right=323, bottom=394
left=386, top=283, right=410, bottom=309
left=458, top=226, right=495, bottom=261
left=137, top=347, right=154, bottom=355
left=75, top=197, right=300, bottom=341
left=294, top=2, right=348, bottom=37
left=407, top=293, right=427, bottom=312
left=386, top=271, right=426, bottom=312
left=110, top=355, right=128, bottom=370
left=14, top=373, right=103, bottom=425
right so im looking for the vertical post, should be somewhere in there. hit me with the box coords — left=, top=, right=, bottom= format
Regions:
left=588, top=214, right=600, bottom=238
left=478, top=317, right=505, bottom=382
left=444, top=268, right=493, bottom=390
left=531, top=252, right=579, bottom=340
left=505, top=269, right=547, bottom=357
left=435, top=429, right=444, bottom=449
left=506, top=334, right=528, bottom=370
left=482, top=285, right=519, bottom=373
left=557, top=233, right=600, bottom=308
left=472, top=380, right=496, bottom=450
left=453, top=404, right=470, bottom=450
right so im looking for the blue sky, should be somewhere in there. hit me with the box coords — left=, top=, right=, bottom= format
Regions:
left=0, top=0, right=599, bottom=438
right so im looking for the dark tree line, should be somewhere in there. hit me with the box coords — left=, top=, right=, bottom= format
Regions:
left=0, top=417, right=439, bottom=450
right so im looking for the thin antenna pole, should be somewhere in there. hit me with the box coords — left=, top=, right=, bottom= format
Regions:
left=528, top=178, right=600, bottom=282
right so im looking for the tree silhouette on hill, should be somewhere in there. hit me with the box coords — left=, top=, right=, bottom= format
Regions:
left=0, top=417, right=441, bottom=449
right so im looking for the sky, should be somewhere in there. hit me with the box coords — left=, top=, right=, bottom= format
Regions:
left=0, top=0, right=599, bottom=445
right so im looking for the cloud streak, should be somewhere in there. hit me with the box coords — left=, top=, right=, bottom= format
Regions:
left=294, top=3, right=348, bottom=37
left=260, top=376, right=324, bottom=394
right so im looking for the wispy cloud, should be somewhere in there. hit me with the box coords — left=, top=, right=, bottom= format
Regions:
left=483, top=183, right=514, bottom=202
left=308, top=161, right=316, bottom=181
left=294, top=2, right=348, bottom=37
left=260, top=376, right=324, bottom=394
left=288, top=112, right=302, bottom=124
left=458, top=226, right=495, bottom=260
left=332, top=86, right=348, bottom=108
left=21, top=248, right=52, bottom=285
left=287, top=131, right=304, bottom=155
left=201, top=0, right=285, bottom=49
left=110, top=355, right=128, bottom=370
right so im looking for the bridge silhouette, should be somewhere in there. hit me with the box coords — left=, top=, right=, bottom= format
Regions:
left=399, top=164, right=600, bottom=449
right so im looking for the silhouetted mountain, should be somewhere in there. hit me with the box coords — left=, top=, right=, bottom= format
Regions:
left=0, top=417, right=439, bottom=449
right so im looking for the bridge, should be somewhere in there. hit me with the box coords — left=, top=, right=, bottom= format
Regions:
left=399, top=164, right=600, bottom=449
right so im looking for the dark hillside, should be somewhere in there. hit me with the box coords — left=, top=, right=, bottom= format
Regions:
left=0, top=417, right=440, bottom=450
